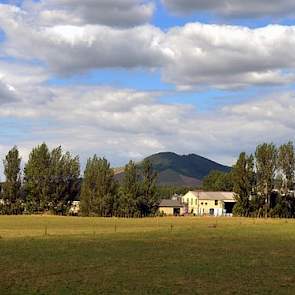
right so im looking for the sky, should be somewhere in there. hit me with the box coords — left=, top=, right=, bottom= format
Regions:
left=1, top=0, right=295, bottom=176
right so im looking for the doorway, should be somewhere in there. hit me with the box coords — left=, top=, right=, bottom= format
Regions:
left=173, top=208, right=180, bottom=216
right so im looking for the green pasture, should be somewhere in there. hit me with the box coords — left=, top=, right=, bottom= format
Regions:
left=0, top=216, right=294, bottom=294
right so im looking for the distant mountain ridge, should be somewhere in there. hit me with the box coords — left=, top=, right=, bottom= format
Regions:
left=115, top=152, right=231, bottom=187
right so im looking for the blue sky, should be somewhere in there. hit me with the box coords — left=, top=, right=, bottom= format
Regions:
left=0, top=0, right=295, bottom=175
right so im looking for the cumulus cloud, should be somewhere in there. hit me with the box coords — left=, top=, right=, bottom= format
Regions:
left=24, top=0, right=155, bottom=27
left=0, top=80, right=17, bottom=104
left=0, top=4, right=165, bottom=74
left=0, top=61, right=295, bottom=168
left=161, top=23, right=295, bottom=89
left=0, top=60, right=49, bottom=86
left=2, top=4, right=295, bottom=88
left=1, top=2, right=295, bottom=173
left=163, top=0, right=295, bottom=19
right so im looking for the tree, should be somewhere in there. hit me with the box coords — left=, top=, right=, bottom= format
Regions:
left=118, top=161, right=140, bottom=217
left=139, top=159, right=159, bottom=216
left=1, top=146, right=22, bottom=214
left=24, top=143, right=51, bottom=213
left=48, top=147, right=80, bottom=214
left=278, top=142, right=295, bottom=194
left=255, top=143, right=277, bottom=216
left=232, top=153, right=255, bottom=217
left=80, top=156, right=116, bottom=216
left=203, top=170, right=234, bottom=192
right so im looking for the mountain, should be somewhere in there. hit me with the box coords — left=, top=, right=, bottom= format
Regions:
left=115, top=152, right=231, bottom=187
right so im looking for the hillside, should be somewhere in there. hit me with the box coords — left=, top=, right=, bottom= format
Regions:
left=115, top=152, right=231, bottom=187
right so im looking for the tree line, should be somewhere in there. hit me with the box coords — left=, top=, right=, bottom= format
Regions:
left=2, top=141, right=295, bottom=218
left=233, top=142, right=295, bottom=218
left=0, top=143, right=159, bottom=217
left=204, top=142, right=295, bottom=218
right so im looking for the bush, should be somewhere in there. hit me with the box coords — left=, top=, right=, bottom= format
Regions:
left=232, top=202, right=244, bottom=216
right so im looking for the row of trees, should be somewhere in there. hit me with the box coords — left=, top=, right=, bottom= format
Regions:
left=0, top=144, right=80, bottom=215
left=0, top=143, right=160, bottom=216
left=80, top=156, right=159, bottom=217
left=232, top=142, right=295, bottom=218
left=2, top=141, right=295, bottom=218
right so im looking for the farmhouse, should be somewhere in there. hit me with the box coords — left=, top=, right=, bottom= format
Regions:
left=69, top=201, right=80, bottom=215
left=158, top=199, right=185, bottom=216
left=182, top=191, right=236, bottom=216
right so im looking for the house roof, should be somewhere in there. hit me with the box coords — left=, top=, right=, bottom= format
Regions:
left=186, top=191, right=236, bottom=201
left=159, top=199, right=184, bottom=208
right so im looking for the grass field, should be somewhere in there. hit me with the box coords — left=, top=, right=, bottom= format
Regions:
left=0, top=216, right=295, bottom=294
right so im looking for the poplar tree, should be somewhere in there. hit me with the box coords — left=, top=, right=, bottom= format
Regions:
left=24, top=143, right=51, bottom=213
left=119, top=161, right=140, bottom=217
left=139, top=159, right=159, bottom=216
left=1, top=146, right=22, bottom=214
left=80, top=156, right=116, bottom=216
left=49, top=147, right=80, bottom=214
left=278, top=141, right=295, bottom=193
left=232, top=153, right=255, bottom=216
left=255, top=143, right=277, bottom=216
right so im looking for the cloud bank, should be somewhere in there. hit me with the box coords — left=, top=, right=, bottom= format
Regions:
left=24, top=0, right=155, bottom=27
left=0, top=1, right=295, bottom=171
left=1, top=4, right=295, bottom=89
left=163, top=0, right=295, bottom=19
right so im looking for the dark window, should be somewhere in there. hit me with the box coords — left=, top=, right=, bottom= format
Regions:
left=215, top=200, right=218, bottom=206
left=173, top=208, right=180, bottom=216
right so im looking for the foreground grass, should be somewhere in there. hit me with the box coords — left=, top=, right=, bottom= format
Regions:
left=0, top=216, right=294, bottom=294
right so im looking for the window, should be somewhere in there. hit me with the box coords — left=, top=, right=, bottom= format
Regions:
left=195, top=199, right=197, bottom=205
left=215, top=200, right=218, bottom=206
left=191, top=199, right=193, bottom=205
left=187, top=198, right=189, bottom=204
left=205, top=202, right=208, bottom=206
left=201, top=202, right=203, bottom=205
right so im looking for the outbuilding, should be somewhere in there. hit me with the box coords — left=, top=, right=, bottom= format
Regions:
left=158, top=199, right=185, bottom=216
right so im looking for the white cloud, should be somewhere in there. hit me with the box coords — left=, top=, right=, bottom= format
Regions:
left=163, top=0, right=295, bottom=19
left=0, top=4, right=165, bottom=74
left=1, top=2, right=295, bottom=173
left=24, top=0, right=155, bottom=27
left=0, top=80, right=17, bottom=104
left=0, top=62, right=295, bottom=168
left=162, top=23, right=295, bottom=89
left=0, top=60, right=49, bottom=87
left=2, top=4, right=295, bottom=89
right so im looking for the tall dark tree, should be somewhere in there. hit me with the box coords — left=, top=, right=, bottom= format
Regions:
left=49, top=147, right=80, bottom=214
left=24, top=143, right=51, bottom=213
left=139, top=159, right=159, bottom=216
left=232, top=153, right=255, bottom=216
left=278, top=141, right=295, bottom=193
left=255, top=143, right=277, bottom=216
left=118, top=161, right=140, bottom=217
left=1, top=146, right=22, bottom=214
left=80, top=156, right=116, bottom=216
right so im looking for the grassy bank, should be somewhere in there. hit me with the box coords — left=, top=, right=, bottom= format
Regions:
left=0, top=216, right=294, bottom=294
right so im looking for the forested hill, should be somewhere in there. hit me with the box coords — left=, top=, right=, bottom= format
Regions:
left=116, top=152, right=231, bottom=187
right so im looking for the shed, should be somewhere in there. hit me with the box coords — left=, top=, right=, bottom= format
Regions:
left=158, top=199, right=184, bottom=216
